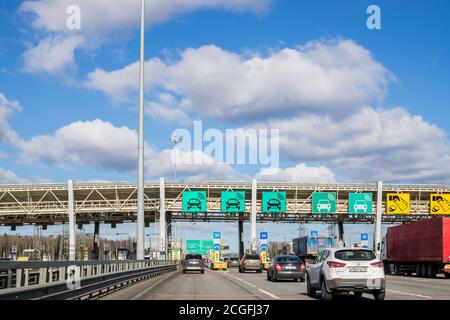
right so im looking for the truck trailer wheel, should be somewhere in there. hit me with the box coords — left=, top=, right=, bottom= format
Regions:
left=415, top=264, right=422, bottom=277
left=421, top=264, right=428, bottom=278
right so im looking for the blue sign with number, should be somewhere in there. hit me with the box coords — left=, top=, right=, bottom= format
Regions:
left=213, top=232, right=221, bottom=239
left=214, top=243, right=221, bottom=251
left=260, top=232, right=268, bottom=240
left=361, top=233, right=369, bottom=241
left=260, top=243, right=268, bottom=251
left=311, top=231, right=318, bottom=237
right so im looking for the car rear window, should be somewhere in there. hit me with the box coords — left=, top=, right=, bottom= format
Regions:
left=246, top=254, right=260, bottom=260
left=334, top=250, right=376, bottom=261
left=277, top=256, right=301, bottom=263
left=186, top=254, right=202, bottom=260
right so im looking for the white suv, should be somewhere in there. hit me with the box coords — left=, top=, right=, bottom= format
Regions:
left=306, top=248, right=386, bottom=300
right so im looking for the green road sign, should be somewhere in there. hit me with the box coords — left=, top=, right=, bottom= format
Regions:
left=312, top=192, right=336, bottom=214
left=186, top=240, right=214, bottom=255
left=182, top=191, right=207, bottom=213
left=348, top=193, right=372, bottom=214
left=221, top=191, right=245, bottom=213
left=262, top=192, right=286, bottom=213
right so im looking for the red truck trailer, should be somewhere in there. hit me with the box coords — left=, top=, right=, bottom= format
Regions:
left=381, top=217, right=450, bottom=278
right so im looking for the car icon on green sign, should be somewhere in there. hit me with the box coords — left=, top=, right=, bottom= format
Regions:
left=226, top=198, right=241, bottom=210
left=187, top=198, right=202, bottom=210
left=317, top=199, right=331, bottom=212
left=267, top=199, right=281, bottom=211
left=353, top=200, right=368, bottom=213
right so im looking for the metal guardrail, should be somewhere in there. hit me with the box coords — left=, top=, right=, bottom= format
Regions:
left=0, top=260, right=177, bottom=300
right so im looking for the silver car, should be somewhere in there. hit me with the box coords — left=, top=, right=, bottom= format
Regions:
left=307, top=248, right=386, bottom=300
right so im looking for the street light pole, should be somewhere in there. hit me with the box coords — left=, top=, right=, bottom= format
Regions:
left=170, top=135, right=183, bottom=182
left=136, top=0, right=146, bottom=260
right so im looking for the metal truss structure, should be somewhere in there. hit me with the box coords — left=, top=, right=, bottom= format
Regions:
left=1, top=181, right=449, bottom=227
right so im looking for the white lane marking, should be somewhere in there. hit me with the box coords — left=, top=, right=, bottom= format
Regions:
left=258, top=288, right=280, bottom=300
left=387, top=289, right=432, bottom=299
left=242, top=281, right=257, bottom=288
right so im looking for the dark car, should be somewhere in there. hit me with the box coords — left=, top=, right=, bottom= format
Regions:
left=227, top=256, right=240, bottom=268
left=226, top=198, right=241, bottom=210
left=267, top=255, right=306, bottom=282
left=239, top=254, right=263, bottom=273
left=183, top=254, right=205, bottom=274
left=187, top=198, right=202, bottom=210
left=267, top=199, right=281, bottom=210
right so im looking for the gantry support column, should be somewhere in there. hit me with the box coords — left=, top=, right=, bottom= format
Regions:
left=93, top=221, right=100, bottom=260
left=374, top=181, right=383, bottom=257
left=68, top=180, right=76, bottom=261
left=238, top=212, right=244, bottom=259
left=159, top=177, right=166, bottom=259
left=251, top=179, right=257, bottom=253
left=338, top=221, right=345, bottom=247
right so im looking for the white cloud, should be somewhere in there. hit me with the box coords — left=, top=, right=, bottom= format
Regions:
left=86, top=59, right=168, bottom=102
left=145, top=93, right=191, bottom=125
left=0, top=167, right=22, bottom=184
left=256, top=163, right=336, bottom=183
left=22, top=35, right=84, bottom=74
left=19, top=0, right=271, bottom=74
left=20, top=0, right=271, bottom=36
left=86, top=40, right=392, bottom=120
left=17, top=119, right=244, bottom=181
left=0, top=92, right=22, bottom=145
left=264, top=107, right=450, bottom=183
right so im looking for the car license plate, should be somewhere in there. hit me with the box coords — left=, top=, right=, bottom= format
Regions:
left=190, top=261, right=198, bottom=264
left=349, top=267, right=367, bottom=272
left=285, top=266, right=296, bottom=270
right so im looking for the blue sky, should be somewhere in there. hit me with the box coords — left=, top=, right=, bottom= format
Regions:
left=0, top=0, right=449, bottom=251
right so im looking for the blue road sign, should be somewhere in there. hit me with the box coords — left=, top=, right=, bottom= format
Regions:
left=213, top=232, right=221, bottom=239
left=260, top=232, right=268, bottom=240
left=260, top=243, right=268, bottom=251
left=361, top=233, right=369, bottom=241
left=214, top=243, right=221, bottom=251
left=311, top=231, right=318, bottom=237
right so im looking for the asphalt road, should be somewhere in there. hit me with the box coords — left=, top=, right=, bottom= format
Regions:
left=101, top=267, right=450, bottom=300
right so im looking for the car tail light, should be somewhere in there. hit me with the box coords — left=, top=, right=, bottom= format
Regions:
left=327, top=261, right=346, bottom=268
left=275, top=263, right=281, bottom=271
left=243, top=259, right=248, bottom=265
left=371, top=261, right=383, bottom=268
left=300, top=263, right=306, bottom=271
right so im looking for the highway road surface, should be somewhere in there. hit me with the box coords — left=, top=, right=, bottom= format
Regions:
left=101, top=268, right=450, bottom=300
